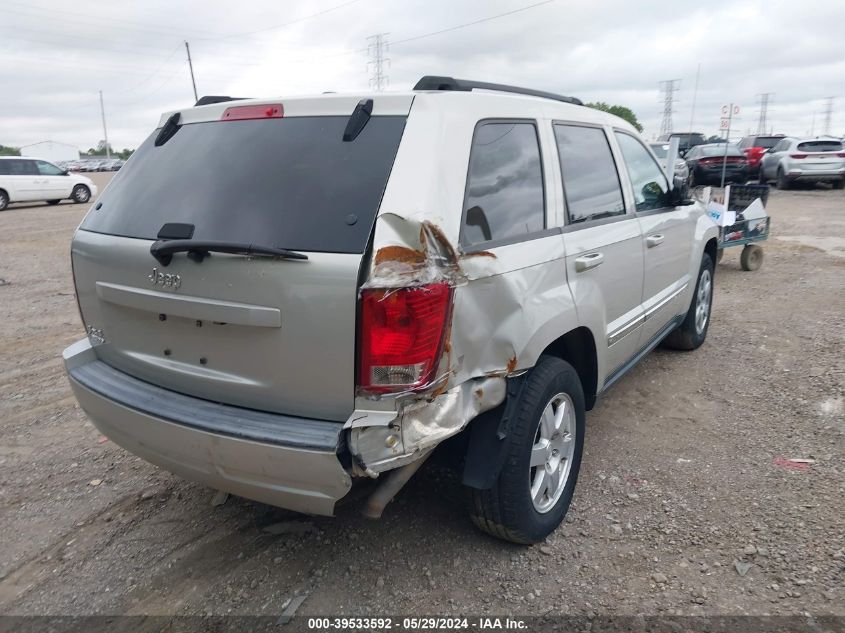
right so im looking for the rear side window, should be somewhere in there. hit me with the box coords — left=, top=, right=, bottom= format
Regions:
left=80, top=116, right=407, bottom=254
left=615, top=133, right=671, bottom=212
left=554, top=124, right=625, bottom=224
left=461, top=121, right=545, bottom=246
left=0, top=159, right=37, bottom=176
left=797, top=140, right=843, bottom=152
left=755, top=136, right=783, bottom=149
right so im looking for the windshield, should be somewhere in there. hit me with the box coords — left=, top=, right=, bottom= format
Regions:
left=797, top=140, right=843, bottom=152
left=649, top=144, right=668, bottom=159
left=80, top=115, right=407, bottom=254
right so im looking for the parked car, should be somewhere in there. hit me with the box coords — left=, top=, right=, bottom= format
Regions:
left=63, top=77, right=718, bottom=544
left=0, top=157, right=98, bottom=210
left=649, top=142, right=689, bottom=181
left=657, top=132, right=706, bottom=156
left=737, top=134, right=785, bottom=170
left=758, top=137, right=845, bottom=189
left=684, top=143, right=749, bottom=186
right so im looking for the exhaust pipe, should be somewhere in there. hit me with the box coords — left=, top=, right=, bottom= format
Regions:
left=361, top=451, right=432, bottom=519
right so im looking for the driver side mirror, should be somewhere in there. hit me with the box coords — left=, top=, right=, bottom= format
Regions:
left=671, top=175, right=694, bottom=206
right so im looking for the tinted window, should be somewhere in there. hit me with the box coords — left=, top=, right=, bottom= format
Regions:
left=773, top=139, right=791, bottom=152
left=699, top=145, right=744, bottom=157
left=0, top=159, right=37, bottom=175
left=462, top=122, right=545, bottom=245
left=797, top=140, right=843, bottom=152
left=615, top=133, right=671, bottom=212
left=36, top=160, right=64, bottom=176
left=755, top=136, right=784, bottom=149
left=80, top=116, right=406, bottom=254
left=554, top=124, right=625, bottom=224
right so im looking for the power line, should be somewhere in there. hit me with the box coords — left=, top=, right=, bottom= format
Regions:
left=756, top=93, right=773, bottom=135
left=658, top=79, right=680, bottom=136
left=367, top=33, right=390, bottom=92
left=822, top=97, right=834, bottom=135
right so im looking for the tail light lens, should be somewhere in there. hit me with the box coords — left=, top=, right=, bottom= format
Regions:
left=358, top=283, right=453, bottom=394
left=790, top=153, right=808, bottom=159
left=836, top=152, right=845, bottom=158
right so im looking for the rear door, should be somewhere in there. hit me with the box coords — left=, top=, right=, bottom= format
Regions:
left=614, top=131, right=696, bottom=343
left=554, top=123, right=645, bottom=375
left=73, top=103, right=410, bottom=422
left=761, top=138, right=791, bottom=179
left=2, top=159, right=41, bottom=201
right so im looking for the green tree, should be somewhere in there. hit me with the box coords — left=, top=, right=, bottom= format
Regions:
left=585, top=102, right=643, bottom=132
left=0, top=144, right=21, bottom=156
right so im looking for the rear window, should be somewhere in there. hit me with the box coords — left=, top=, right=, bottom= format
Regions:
left=699, top=145, right=743, bottom=157
left=0, top=159, right=37, bottom=176
left=80, top=115, right=407, bottom=254
left=754, top=136, right=783, bottom=149
left=797, top=140, right=843, bottom=152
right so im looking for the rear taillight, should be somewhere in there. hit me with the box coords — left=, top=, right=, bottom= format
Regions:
left=358, top=283, right=453, bottom=394
left=837, top=152, right=845, bottom=158
left=220, top=104, right=283, bottom=121
left=790, top=153, right=808, bottom=159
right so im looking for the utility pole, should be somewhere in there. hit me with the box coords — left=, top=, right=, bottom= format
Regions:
left=99, top=90, right=111, bottom=160
left=688, top=64, right=700, bottom=133
left=756, top=93, right=773, bottom=135
left=658, top=79, right=681, bottom=136
left=366, top=33, right=390, bottom=92
left=185, top=41, right=198, bottom=102
left=822, top=97, right=834, bottom=135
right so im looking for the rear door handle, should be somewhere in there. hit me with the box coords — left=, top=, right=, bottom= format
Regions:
left=646, top=234, right=665, bottom=248
left=575, top=252, right=604, bottom=272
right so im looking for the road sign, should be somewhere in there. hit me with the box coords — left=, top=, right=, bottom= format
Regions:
left=720, top=118, right=730, bottom=129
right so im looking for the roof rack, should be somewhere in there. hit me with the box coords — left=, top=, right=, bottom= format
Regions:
left=412, top=76, right=583, bottom=106
left=194, top=95, right=249, bottom=107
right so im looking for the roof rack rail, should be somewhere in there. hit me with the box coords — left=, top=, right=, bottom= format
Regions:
left=194, top=95, right=249, bottom=107
left=412, top=76, right=583, bottom=106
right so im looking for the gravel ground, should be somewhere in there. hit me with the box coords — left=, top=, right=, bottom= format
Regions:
left=0, top=174, right=843, bottom=619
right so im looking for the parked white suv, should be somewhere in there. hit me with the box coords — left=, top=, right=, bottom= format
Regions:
left=0, top=156, right=97, bottom=210
left=63, top=77, right=719, bottom=543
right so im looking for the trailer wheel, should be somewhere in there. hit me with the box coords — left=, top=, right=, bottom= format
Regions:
left=740, top=245, right=763, bottom=271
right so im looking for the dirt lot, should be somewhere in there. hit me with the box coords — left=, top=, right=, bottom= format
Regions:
left=0, top=173, right=843, bottom=620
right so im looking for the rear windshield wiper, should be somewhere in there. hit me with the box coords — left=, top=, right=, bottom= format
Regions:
left=150, top=239, right=308, bottom=266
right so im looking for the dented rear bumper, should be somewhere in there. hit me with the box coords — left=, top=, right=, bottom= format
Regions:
left=63, top=339, right=352, bottom=516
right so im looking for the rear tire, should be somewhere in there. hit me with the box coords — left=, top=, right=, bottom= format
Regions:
left=776, top=168, right=791, bottom=190
left=0, top=189, right=8, bottom=211
left=466, top=356, right=585, bottom=544
left=740, top=244, right=763, bottom=271
left=833, top=179, right=844, bottom=190
left=71, top=184, right=91, bottom=204
left=663, top=252, right=714, bottom=351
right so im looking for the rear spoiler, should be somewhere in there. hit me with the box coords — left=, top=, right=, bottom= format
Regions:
left=194, top=96, right=250, bottom=107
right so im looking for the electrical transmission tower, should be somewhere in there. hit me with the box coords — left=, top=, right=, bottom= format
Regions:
left=366, top=33, right=390, bottom=92
left=822, top=97, right=834, bottom=135
left=658, top=79, right=680, bottom=136
left=756, top=93, right=773, bottom=134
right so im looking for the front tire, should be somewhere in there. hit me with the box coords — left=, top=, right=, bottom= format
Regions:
left=0, top=189, right=8, bottom=211
left=467, top=356, right=585, bottom=544
left=71, top=185, right=91, bottom=203
left=663, top=252, right=714, bottom=351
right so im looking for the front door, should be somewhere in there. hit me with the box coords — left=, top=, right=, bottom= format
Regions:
left=613, top=132, right=696, bottom=343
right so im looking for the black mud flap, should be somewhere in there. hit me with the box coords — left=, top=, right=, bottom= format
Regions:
left=461, top=374, right=526, bottom=490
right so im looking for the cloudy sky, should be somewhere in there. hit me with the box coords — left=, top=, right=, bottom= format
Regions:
left=1, top=0, right=843, bottom=152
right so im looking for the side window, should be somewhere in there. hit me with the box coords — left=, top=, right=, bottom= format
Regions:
left=773, top=139, right=789, bottom=152
left=462, top=121, right=545, bottom=245
left=553, top=124, right=625, bottom=224
left=4, top=159, right=35, bottom=175
left=614, top=132, right=672, bottom=212
left=36, top=160, right=64, bottom=176
left=0, top=161, right=9, bottom=176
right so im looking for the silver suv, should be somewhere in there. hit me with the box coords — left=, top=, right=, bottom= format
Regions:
left=64, top=77, right=719, bottom=543
left=758, top=136, right=845, bottom=189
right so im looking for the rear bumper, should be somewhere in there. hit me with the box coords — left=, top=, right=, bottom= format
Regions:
left=63, top=339, right=352, bottom=516
left=786, top=168, right=845, bottom=181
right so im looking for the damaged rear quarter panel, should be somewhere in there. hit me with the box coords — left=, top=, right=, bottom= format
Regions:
left=348, top=96, right=583, bottom=473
